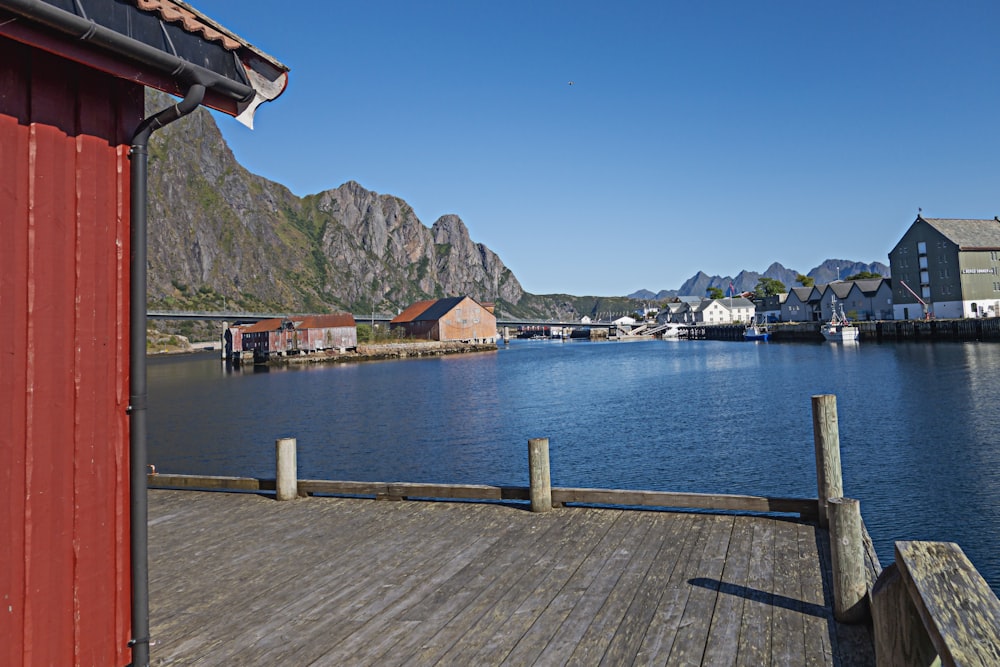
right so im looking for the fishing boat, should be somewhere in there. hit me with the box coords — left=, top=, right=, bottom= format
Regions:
left=743, top=315, right=769, bottom=341
left=821, top=299, right=859, bottom=342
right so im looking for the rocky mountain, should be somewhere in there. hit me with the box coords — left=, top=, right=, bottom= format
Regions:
left=146, top=91, right=889, bottom=323
left=630, top=260, right=890, bottom=300
left=145, top=91, right=535, bottom=318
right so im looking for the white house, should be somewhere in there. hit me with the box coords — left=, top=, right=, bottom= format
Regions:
left=691, top=298, right=755, bottom=324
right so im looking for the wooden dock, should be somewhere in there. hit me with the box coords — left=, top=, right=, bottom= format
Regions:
left=148, top=489, right=874, bottom=666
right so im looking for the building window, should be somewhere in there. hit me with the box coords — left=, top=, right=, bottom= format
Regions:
left=919, top=256, right=928, bottom=269
left=922, top=286, right=931, bottom=299
left=918, top=241, right=927, bottom=254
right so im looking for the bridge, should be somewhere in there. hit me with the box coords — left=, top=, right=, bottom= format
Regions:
left=146, top=310, right=619, bottom=330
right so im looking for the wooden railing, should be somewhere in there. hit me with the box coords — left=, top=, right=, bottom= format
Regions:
left=147, top=472, right=819, bottom=519
left=871, top=541, right=1000, bottom=666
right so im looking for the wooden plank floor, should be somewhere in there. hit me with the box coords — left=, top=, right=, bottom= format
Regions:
left=147, top=489, right=875, bottom=666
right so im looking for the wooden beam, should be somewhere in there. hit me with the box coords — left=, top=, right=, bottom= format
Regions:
left=147, top=474, right=272, bottom=492
left=895, top=541, right=1000, bottom=667
left=146, top=474, right=816, bottom=518
left=871, top=563, right=937, bottom=667
left=551, top=487, right=817, bottom=518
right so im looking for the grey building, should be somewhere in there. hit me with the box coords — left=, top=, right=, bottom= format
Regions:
left=889, top=216, right=1000, bottom=319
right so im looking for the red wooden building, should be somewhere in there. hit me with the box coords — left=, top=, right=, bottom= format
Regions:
left=391, top=296, right=498, bottom=343
left=229, top=313, right=358, bottom=361
left=296, top=313, right=358, bottom=351
left=0, top=2, right=287, bottom=665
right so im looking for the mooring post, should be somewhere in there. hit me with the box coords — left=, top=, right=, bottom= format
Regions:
left=828, top=497, right=868, bottom=623
left=812, top=394, right=844, bottom=528
left=528, top=437, right=552, bottom=513
left=276, top=437, right=298, bottom=501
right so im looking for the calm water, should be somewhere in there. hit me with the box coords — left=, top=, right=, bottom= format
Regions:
left=148, top=339, right=1000, bottom=592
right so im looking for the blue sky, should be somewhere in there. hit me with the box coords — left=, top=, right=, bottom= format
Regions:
left=192, top=1, right=1000, bottom=296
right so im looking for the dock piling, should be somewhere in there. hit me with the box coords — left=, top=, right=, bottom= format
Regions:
left=828, top=497, right=869, bottom=623
left=276, top=437, right=298, bottom=501
left=812, top=394, right=844, bottom=528
left=528, top=437, right=552, bottom=513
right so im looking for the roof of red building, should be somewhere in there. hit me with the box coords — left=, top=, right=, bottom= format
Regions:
left=296, top=313, right=356, bottom=329
left=391, top=299, right=438, bottom=324
left=0, top=0, right=289, bottom=127
left=391, top=297, right=494, bottom=324
left=239, top=318, right=285, bottom=333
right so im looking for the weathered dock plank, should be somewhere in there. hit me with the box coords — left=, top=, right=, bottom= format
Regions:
left=798, top=522, right=835, bottom=667
left=702, top=514, right=753, bottom=666
left=664, top=514, right=736, bottom=665
left=770, top=512, right=807, bottom=665
left=735, top=517, right=775, bottom=666
left=521, top=511, right=667, bottom=665
left=147, top=490, right=874, bottom=666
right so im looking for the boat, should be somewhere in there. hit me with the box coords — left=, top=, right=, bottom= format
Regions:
left=743, top=316, right=769, bottom=341
left=743, top=324, right=770, bottom=341
left=821, top=299, right=859, bottom=342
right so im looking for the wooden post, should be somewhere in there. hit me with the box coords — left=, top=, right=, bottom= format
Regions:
left=275, top=437, right=298, bottom=501
left=812, top=394, right=844, bottom=528
left=828, top=497, right=868, bottom=623
left=871, top=563, right=937, bottom=667
left=528, top=437, right=552, bottom=513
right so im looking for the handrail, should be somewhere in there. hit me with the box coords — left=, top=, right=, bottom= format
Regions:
left=871, top=541, right=1000, bottom=666
left=146, top=472, right=818, bottom=518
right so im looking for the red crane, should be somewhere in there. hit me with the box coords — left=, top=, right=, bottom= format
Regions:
left=898, top=280, right=931, bottom=319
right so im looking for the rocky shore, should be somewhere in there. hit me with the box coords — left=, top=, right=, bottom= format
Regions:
left=270, top=340, right=498, bottom=365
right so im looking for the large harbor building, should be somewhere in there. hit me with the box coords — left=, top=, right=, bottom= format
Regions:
left=889, top=216, right=1000, bottom=320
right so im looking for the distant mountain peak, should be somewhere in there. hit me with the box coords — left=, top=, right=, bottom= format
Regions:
left=629, top=260, right=889, bottom=299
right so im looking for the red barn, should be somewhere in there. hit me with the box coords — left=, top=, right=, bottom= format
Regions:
left=391, top=296, right=498, bottom=343
left=0, top=2, right=287, bottom=665
left=230, top=313, right=357, bottom=362
left=296, top=313, right=358, bottom=352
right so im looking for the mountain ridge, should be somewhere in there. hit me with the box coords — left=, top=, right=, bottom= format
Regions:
left=628, top=259, right=890, bottom=300
left=146, top=90, right=889, bottom=322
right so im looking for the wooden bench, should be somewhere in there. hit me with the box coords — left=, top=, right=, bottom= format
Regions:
left=871, top=541, right=1000, bottom=666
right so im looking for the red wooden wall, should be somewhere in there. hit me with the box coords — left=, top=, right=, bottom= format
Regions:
left=0, top=36, right=140, bottom=666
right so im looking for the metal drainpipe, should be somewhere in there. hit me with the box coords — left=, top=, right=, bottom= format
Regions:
left=128, top=83, right=205, bottom=667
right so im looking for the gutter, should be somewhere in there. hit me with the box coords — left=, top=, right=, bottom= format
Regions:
left=0, top=0, right=253, bottom=102
left=127, top=84, right=205, bottom=667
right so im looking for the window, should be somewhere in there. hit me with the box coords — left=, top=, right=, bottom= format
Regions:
left=920, top=270, right=929, bottom=284
left=919, top=256, right=928, bottom=269
left=922, top=286, right=931, bottom=299
left=918, top=241, right=927, bottom=254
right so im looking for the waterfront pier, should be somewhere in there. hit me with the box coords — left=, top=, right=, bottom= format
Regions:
left=145, top=396, right=1000, bottom=665
left=148, top=489, right=871, bottom=666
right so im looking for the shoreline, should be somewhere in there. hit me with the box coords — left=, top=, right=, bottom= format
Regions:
left=267, top=340, right=498, bottom=365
